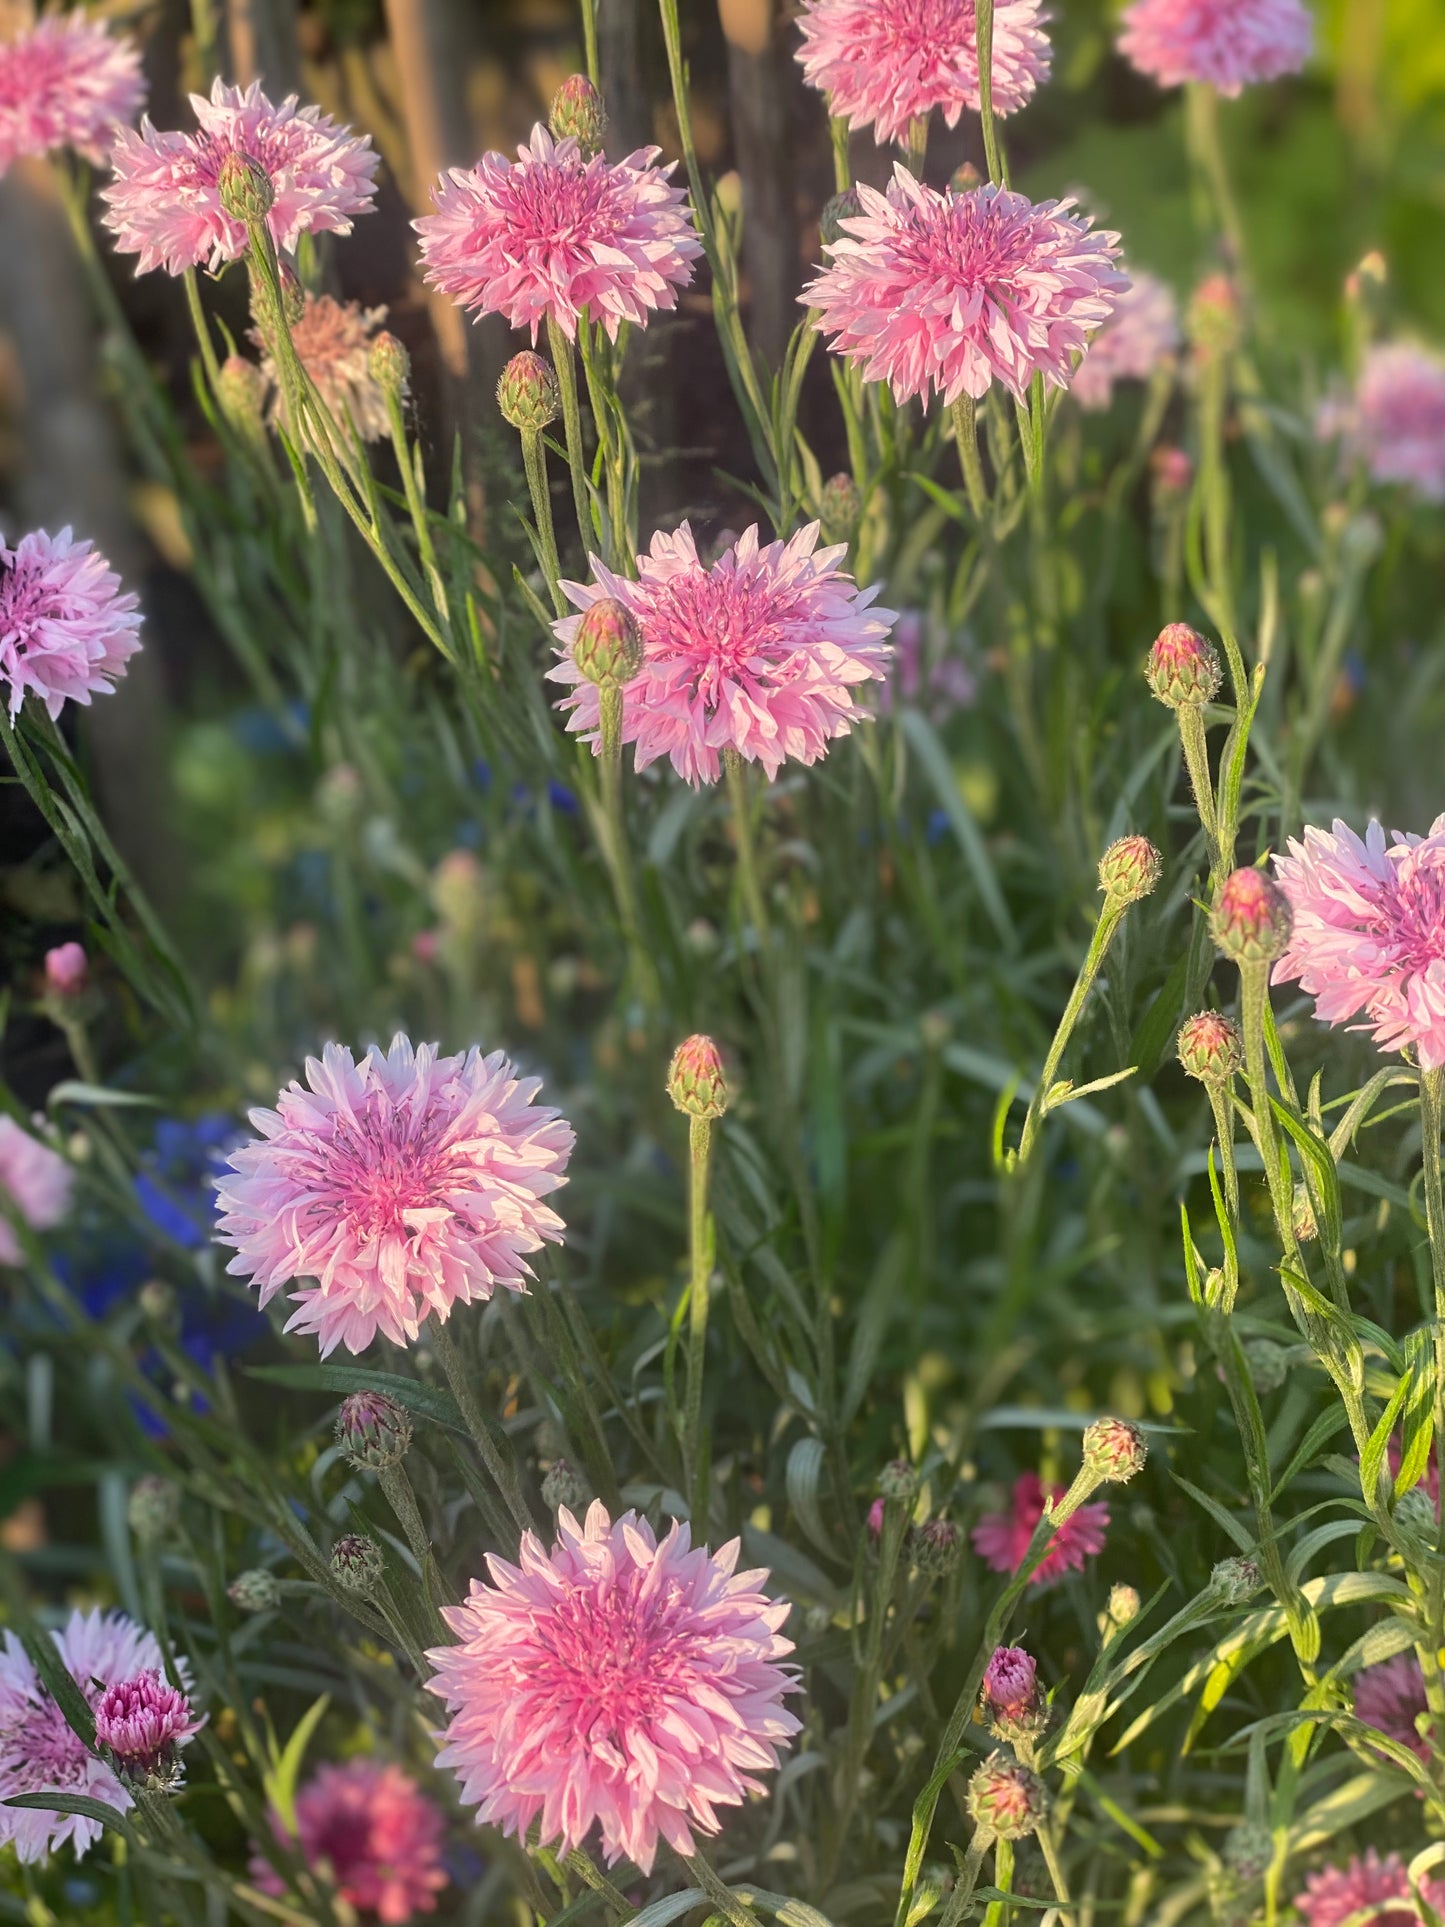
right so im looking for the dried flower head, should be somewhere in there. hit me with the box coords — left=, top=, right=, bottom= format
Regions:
left=667, top=1035, right=729, bottom=1120
left=1098, top=835, right=1162, bottom=903
left=965, top=1752, right=1048, bottom=1840
left=1212, top=866, right=1292, bottom=964
left=0, top=527, right=142, bottom=721
left=258, top=295, right=393, bottom=443
left=0, top=13, right=144, bottom=173
left=972, top=1472, right=1109, bottom=1588
left=253, top=1759, right=449, bottom=1921
left=1118, top=0, right=1311, bottom=94
left=1146, top=622, right=1221, bottom=708
left=1177, top=1011, right=1243, bottom=1084
left=1072, top=269, right=1180, bottom=410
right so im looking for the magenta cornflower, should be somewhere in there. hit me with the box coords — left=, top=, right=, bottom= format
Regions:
left=1353, top=1653, right=1430, bottom=1764
left=415, top=123, right=700, bottom=345
left=428, top=1500, right=801, bottom=1873
left=215, top=1033, right=575, bottom=1356
left=1296, top=1851, right=1445, bottom=1927
left=804, top=169, right=1126, bottom=407
left=258, top=294, right=393, bottom=442
left=547, top=522, right=895, bottom=787
left=795, top=0, right=1051, bottom=148
left=1271, top=816, right=1445, bottom=1070
left=0, top=1115, right=72, bottom=1267
left=1320, top=343, right=1445, bottom=503
left=980, top=1646, right=1040, bottom=1720
left=1071, top=269, right=1180, bottom=410
left=0, top=13, right=144, bottom=173
left=253, top=1759, right=448, bottom=1923
left=94, top=1670, right=203, bottom=1781
left=1117, top=0, right=1311, bottom=94
left=0, top=527, right=142, bottom=721
left=971, top=1472, right=1110, bottom=1588
left=44, top=942, right=88, bottom=997
left=103, top=78, right=378, bottom=277
left=0, top=1609, right=196, bottom=1862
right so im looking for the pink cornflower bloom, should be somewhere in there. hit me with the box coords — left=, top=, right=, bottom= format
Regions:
left=103, top=78, right=377, bottom=277
left=428, top=1500, right=801, bottom=1873
left=216, top=1033, right=575, bottom=1356
left=94, top=1670, right=203, bottom=1781
left=1071, top=269, right=1180, bottom=410
left=804, top=169, right=1126, bottom=407
left=415, top=123, right=700, bottom=345
left=44, top=942, right=88, bottom=998
left=547, top=522, right=895, bottom=787
left=1296, top=1851, right=1445, bottom=1927
left=971, top=1472, right=1110, bottom=1588
left=0, top=13, right=144, bottom=173
left=1117, top=0, right=1311, bottom=94
left=795, top=0, right=1051, bottom=148
left=257, top=294, right=392, bottom=443
left=0, top=1115, right=71, bottom=1266
left=878, top=610, right=977, bottom=720
left=1353, top=1653, right=1430, bottom=1764
left=1272, top=816, right=1445, bottom=1071
left=0, top=527, right=142, bottom=721
left=0, top=1609, right=196, bottom=1862
left=1319, top=344, right=1445, bottom=503
left=981, top=1646, right=1040, bottom=1720
left=252, top=1759, right=449, bottom=1923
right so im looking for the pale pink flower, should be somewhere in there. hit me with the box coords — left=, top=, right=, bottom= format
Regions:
left=0, top=1609, right=195, bottom=1862
left=1118, top=0, right=1311, bottom=94
left=103, top=78, right=378, bottom=277
left=1272, top=817, right=1445, bottom=1071
left=878, top=610, right=977, bottom=720
left=0, top=527, right=142, bottom=721
left=547, top=522, right=895, bottom=787
left=1296, top=1851, right=1445, bottom=1927
left=1319, top=344, right=1445, bottom=503
left=0, top=13, right=144, bottom=173
left=0, top=1115, right=71, bottom=1266
left=795, top=0, right=1051, bottom=147
left=415, top=123, right=700, bottom=345
left=1353, top=1653, right=1430, bottom=1764
left=252, top=1759, right=448, bottom=1923
left=804, top=169, right=1126, bottom=406
left=44, top=942, right=88, bottom=998
left=257, top=293, right=392, bottom=442
left=430, top=1502, right=800, bottom=1873
left=93, top=1670, right=204, bottom=1779
left=1071, top=269, right=1180, bottom=410
left=216, top=1034, right=574, bottom=1356
left=971, top=1472, right=1110, bottom=1588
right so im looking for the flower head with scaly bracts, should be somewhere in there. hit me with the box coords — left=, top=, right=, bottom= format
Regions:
left=1353, top=1653, right=1430, bottom=1764
left=971, top=1472, right=1110, bottom=1588
left=795, top=0, right=1051, bottom=148
left=547, top=522, right=895, bottom=787
left=1319, top=344, right=1445, bottom=503
left=0, top=1115, right=72, bottom=1266
left=103, top=78, right=378, bottom=277
left=94, top=1671, right=203, bottom=1784
left=252, top=1759, right=449, bottom=1923
left=0, top=527, right=141, bottom=721
left=1071, top=269, right=1180, bottom=410
left=1271, top=817, right=1445, bottom=1070
left=415, top=123, right=701, bottom=345
left=1296, top=1851, right=1445, bottom=1927
left=804, top=169, right=1126, bottom=407
left=428, top=1501, right=801, bottom=1873
left=0, top=1610, right=196, bottom=1862
left=0, top=14, right=145, bottom=173
left=1117, top=0, right=1311, bottom=94
left=257, top=294, right=392, bottom=442
left=216, top=1033, right=575, bottom=1356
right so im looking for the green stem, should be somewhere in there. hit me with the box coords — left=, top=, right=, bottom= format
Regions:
left=724, top=748, right=770, bottom=947
left=685, top=1846, right=764, bottom=1927
left=1185, top=82, right=1246, bottom=268
left=1015, top=897, right=1128, bottom=1165
left=1420, top=1067, right=1445, bottom=1666
left=548, top=314, right=594, bottom=558
left=938, top=1836, right=990, bottom=1927
left=975, top=0, right=1002, bottom=184
left=906, top=114, right=929, bottom=178
left=983, top=1837, right=1013, bottom=1927
left=1037, top=1824, right=1071, bottom=1906
left=950, top=395, right=990, bottom=521
left=830, top=115, right=852, bottom=193
left=580, top=0, right=600, bottom=86
left=428, top=1316, right=535, bottom=1540
left=1177, top=703, right=1219, bottom=859
left=182, top=269, right=224, bottom=395
left=594, top=686, right=660, bottom=1012
left=1206, top=1081, right=1240, bottom=1229
left=521, top=427, right=567, bottom=616
left=682, top=1113, right=714, bottom=1521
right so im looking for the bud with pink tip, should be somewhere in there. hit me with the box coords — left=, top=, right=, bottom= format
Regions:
left=667, top=1035, right=728, bottom=1120
left=1146, top=623, right=1222, bottom=709
left=550, top=74, right=608, bottom=156
left=368, top=330, right=410, bottom=396
left=1177, top=1011, right=1243, bottom=1085
left=981, top=1646, right=1048, bottom=1742
left=1098, top=835, right=1162, bottom=904
left=497, top=351, right=560, bottom=433
left=44, top=943, right=87, bottom=998
left=1188, top=273, right=1241, bottom=361
left=820, top=472, right=861, bottom=543
left=217, top=151, right=274, bottom=226
left=865, top=1495, right=886, bottom=1541
left=94, top=1670, right=202, bottom=1787
left=966, top=1752, right=1048, bottom=1841
left=1211, top=867, right=1292, bottom=964
left=573, top=598, right=643, bottom=687
left=913, top=1517, right=961, bottom=1576
left=1083, top=1416, right=1148, bottom=1485
left=1151, top=445, right=1193, bottom=499
left=336, top=1390, right=412, bottom=1470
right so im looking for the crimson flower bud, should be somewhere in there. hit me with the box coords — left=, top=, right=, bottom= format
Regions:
left=497, top=351, right=560, bottom=432
left=1176, top=1011, right=1243, bottom=1085
left=1211, top=867, right=1292, bottom=964
left=667, top=1035, right=728, bottom=1120
left=966, top=1752, right=1048, bottom=1841
left=1146, top=623, right=1221, bottom=709
left=1082, top=1416, right=1148, bottom=1485
left=573, top=598, right=642, bottom=687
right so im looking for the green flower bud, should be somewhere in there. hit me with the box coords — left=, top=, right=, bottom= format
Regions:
left=550, top=75, right=608, bottom=157
left=497, top=351, right=560, bottom=432
left=1098, top=835, right=1162, bottom=904
left=667, top=1034, right=728, bottom=1120
left=573, top=598, right=643, bottom=687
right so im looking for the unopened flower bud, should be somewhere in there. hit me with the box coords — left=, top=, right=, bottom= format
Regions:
left=950, top=162, right=982, bottom=193
left=276, top=262, right=305, bottom=327
left=667, top=1034, right=728, bottom=1120
left=1211, top=867, right=1292, bottom=964
left=541, top=1458, right=590, bottom=1513
left=128, top=1476, right=179, bottom=1543
left=1223, top=1821, right=1273, bottom=1881
left=966, top=1752, right=1048, bottom=1841
left=368, top=330, right=410, bottom=395
left=227, top=1568, right=280, bottom=1613
left=980, top=1646, right=1048, bottom=1742
left=1098, top=834, right=1162, bottom=904
left=336, top=1391, right=412, bottom=1471
left=1151, top=445, right=1193, bottom=499
left=913, top=1517, right=961, bottom=1576
left=216, top=354, right=267, bottom=430
left=330, top=1533, right=385, bottom=1596
left=1146, top=623, right=1222, bottom=708
left=218, top=151, right=274, bottom=226
left=573, top=597, right=643, bottom=687
left=497, top=351, right=560, bottom=432
left=43, top=942, right=87, bottom=998
left=138, top=1279, right=176, bottom=1324
left=1102, top=1582, right=1141, bottom=1632
left=1210, top=1555, right=1261, bottom=1605
left=550, top=74, right=607, bottom=156
left=1189, top=273, right=1241, bottom=360
left=820, top=472, right=861, bottom=543
left=865, top=1495, right=886, bottom=1541
left=1242, top=1338, right=1290, bottom=1395
left=819, top=189, right=859, bottom=251
left=877, top=1458, right=919, bottom=1503
left=1083, top=1416, right=1148, bottom=1485
left=1177, top=1011, right=1243, bottom=1085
